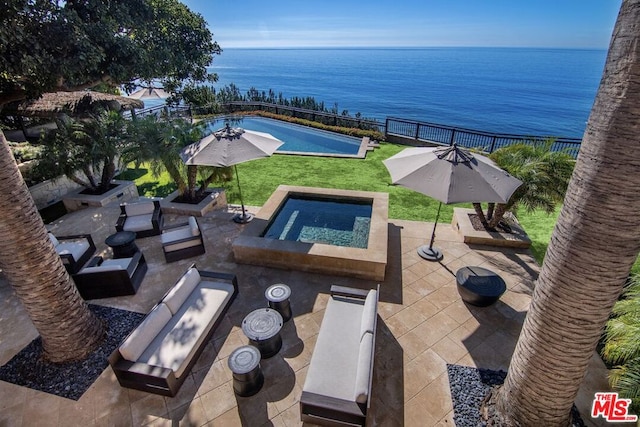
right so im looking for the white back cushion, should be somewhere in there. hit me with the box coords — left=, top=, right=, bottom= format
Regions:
left=359, top=289, right=378, bottom=340
left=162, top=267, right=201, bottom=315
left=119, top=303, right=172, bottom=361
left=188, top=216, right=200, bottom=236
left=48, top=233, right=59, bottom=247
left=125, top=202, right=154, bottom=217
left=353, top=331, right=374, bottom=403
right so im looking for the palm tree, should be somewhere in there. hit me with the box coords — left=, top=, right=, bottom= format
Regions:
left=0, top=132, right=104, bottom=362
left=492, top=1, right=640, bottom=425
left=472, top=140, right=574, bottom=230
left=602, top=277, right=640, bottom=413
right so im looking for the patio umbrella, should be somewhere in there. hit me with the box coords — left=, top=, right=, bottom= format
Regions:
left=180, top=124, right=284, bottom=223
left=383, top=143, right=522, bottom=261
left=127, top=87, right=170, bottom=100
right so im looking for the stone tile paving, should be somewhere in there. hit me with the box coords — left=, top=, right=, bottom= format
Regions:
left=0, top=199, right=615, bottom=426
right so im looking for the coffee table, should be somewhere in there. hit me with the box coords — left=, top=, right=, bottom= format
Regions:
left=105, top=231, right=138, bottom=258
left=241, top=308, right=283, bottom=358
left=456, top=266, right=506, bottom=307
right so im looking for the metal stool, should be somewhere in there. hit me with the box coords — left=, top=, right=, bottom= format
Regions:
left=241, top=308, right=283, bottom=358
left=265, top=283, right=292, bottom=322
left=228, top=345, right=264, bottom=397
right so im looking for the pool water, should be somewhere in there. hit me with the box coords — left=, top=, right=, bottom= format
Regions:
left=262, top=196, right=372, bottom=248
left=203, top=116, right=362, bottom=156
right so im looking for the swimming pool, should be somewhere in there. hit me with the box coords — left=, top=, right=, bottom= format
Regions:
left=262, top=195, right=372, bottom=248
left=203, top=116, right=366, bottom=157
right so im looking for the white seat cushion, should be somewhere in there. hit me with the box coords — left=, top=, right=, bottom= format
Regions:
left=162, top=267, right=202, bottom=315
left=101, top=257, right=133, bottom=270
left=123, top=214, right=154, bottom=232
left=303, top=295, right=364, bottom=401
left=56, top=240, right=90, bottom=261
left=138, top=280, right=235, bottom=378
left=163, top=239, right=202, bottom=253
left=161, top=226, right=192, bottom=244
left=119, top=303, right=172, bottom=361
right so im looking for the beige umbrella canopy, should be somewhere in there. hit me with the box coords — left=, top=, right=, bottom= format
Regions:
left=2, top=91, right=143, bottom=118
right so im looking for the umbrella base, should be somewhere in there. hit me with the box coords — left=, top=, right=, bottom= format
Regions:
left=233, top=212, right=254, bottom=224
left=417, top=245, right=443, bottom=262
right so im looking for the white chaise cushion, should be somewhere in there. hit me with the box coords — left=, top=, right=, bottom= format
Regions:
left=138, top=280, right=235, bottom=378
left=56, top=240, right=91, bottom=261
left=303, top=295, right=364, bottom=401
left=359, top=289, right=378, bottom=340
left=353, top=331, right=374, bottom=403
left=119, top=303, right=172, bottom=361
left=123, top=214, right=153, bottom=232
left=124, top=202, right=155, bottom=217
left=162, top=267, right=202, bottom=314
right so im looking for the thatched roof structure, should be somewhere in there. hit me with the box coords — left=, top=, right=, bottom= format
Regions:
left=1, top=91, right=144, bottom=118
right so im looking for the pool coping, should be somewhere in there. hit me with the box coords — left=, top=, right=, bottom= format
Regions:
left=232, top=185, right=388, bottom=281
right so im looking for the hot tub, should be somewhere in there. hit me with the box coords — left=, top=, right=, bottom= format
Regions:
left=232, top=186, right=388, bottom=280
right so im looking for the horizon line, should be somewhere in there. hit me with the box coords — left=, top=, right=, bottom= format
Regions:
left=218, top=45, right=608, bottom=51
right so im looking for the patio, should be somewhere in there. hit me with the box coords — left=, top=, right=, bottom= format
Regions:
left=0, top=199, right=613, bottom=426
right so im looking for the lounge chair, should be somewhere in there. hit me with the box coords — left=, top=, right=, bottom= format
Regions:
left=161, top=216, right=206, bottom=262
left=49, top=232, right=96, bottom=274
left=115, top=200, right=163, bottom=238
left=72, top=251, right=147, bottom=299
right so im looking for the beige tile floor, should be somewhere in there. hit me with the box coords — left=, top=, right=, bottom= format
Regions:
left=0, top=199, right=616, bottom=426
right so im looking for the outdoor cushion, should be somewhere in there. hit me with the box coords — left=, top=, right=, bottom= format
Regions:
left=162, top=267, right=201, bottom=314
left=122, top=214, right=154, bottom=232
left=304, top=296, right=364, bottom=401
left=138, top=280, right=235, bottom=378
left=359, top=289, right=377, bottom=340
left=48, top=233, right=59, bottom=246
left=160, top=226, right=192, bottom=245
left=80, top=264, right=125, bottom=273
left=119, top=303, right=172, bottom=361
left=163, top=239, right=203, bottom=253
left=101, top=257, right=134, bottom=270
left=124, top=202, right=155, bottom=217
left=353, top=331, right=374, bottom=403
left=56, top=240, right=91, bottom=261
left=188, top=216, right=200, bottom=236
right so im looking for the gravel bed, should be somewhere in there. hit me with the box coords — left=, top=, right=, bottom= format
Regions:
left=0, top=305, right=144, bottom=400
left=448, top=364, right=585, bottom=426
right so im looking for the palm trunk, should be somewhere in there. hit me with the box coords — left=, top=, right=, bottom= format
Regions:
left=0, top=132, right=104, bottom=363
left=494, top=2, right=640, bottom=424
left=487, top=203, right=508, bottom=229
left=187, top=165, right=198, bottom=200
left=473, top=203, right=489, bottom=228
left=164, top=161, right=187, bottom=196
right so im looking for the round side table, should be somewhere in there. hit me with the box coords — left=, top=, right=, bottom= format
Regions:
left=228, top=345, right=264, bottom=397
left=105, top=231, right=138, bottom=258
left=456, top=266, right=507, bottom=307
left=265, top=283, right=292, bottom=322
left=242, top=308, right=283, bottom=358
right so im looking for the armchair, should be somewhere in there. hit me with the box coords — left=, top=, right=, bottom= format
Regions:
left=161, top=216, right=206, bottom=262
left=72, top=251, right=148, bottom=299
left=49, top=232, right=96, bottom=274
left=115, top=200, right=163, bottom=238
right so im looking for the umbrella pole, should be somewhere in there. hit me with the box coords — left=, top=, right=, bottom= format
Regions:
left=418, top=201, right=443, bottom=261
left=232, top=164, right=253, bottom=223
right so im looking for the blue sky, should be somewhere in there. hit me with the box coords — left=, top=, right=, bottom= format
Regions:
left=182, top=0, right=621, bottom=49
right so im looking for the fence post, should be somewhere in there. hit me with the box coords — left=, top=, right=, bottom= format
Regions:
left=414, top=123, right=420, bottom=140
left=490, top=136, right=497, bottom=153
left=449, top=129, right=456, bottom=146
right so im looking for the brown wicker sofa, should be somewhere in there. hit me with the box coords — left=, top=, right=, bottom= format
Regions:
left=108, top=265, right=238, bottom=396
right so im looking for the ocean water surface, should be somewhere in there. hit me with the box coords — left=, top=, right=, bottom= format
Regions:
left=209, top=48, right=607, bottom=139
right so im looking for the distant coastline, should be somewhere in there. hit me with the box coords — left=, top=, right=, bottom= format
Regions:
left=208, top=47, right=606, bottom=139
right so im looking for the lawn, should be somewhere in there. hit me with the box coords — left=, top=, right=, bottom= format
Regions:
left=119, top=142, right=562, bottom=266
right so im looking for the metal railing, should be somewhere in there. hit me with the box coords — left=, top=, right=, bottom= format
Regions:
left=385, top=117, right=582, bottom=157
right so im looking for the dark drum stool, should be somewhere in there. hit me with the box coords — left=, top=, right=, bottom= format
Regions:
left=265, top=283, right=292, bottom=322
left=242, top=308, right=283, bottom=359
left=228, top=345, right=264, bottom=397
left=456, top=266, right=507, bottom=307
left=105, top=231, right=139, bottom=258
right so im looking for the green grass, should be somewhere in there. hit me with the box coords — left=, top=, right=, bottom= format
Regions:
left=117, top=142, right=566, bottom=266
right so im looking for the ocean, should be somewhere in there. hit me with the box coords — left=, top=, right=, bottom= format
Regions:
left=207, top=48, right=607, bottom=139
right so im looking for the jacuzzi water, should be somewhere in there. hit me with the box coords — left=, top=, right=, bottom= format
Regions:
left=203, top=116, right=362, bottom=155
left=262, top=196, right=372, bottom=248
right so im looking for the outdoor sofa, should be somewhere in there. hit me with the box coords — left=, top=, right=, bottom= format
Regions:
left=161, top=216, right=206, bottom=262
left=72, top=251, right=147, bottom=299
left=49, top=232, right=96, bottom=274
left=108, top=264, right=238, bottom=396
left=300, top=285, right=379, bottom=426
left=115, top=200, right=163, bottom=238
